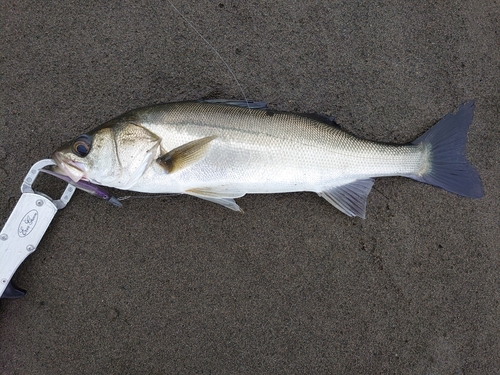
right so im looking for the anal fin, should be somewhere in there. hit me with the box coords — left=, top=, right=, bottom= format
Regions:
left=318, top=179, right=375, bottom=218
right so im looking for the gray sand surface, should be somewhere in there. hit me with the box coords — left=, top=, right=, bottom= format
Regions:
left=1, top=1, right=499, bottom=373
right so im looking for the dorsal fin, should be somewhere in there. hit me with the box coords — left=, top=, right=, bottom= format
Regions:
left=199, top=99, right=338, bottom=128
left=199, top=99, right=268, bottom=109
left=296, top=112, right=338, bottom=127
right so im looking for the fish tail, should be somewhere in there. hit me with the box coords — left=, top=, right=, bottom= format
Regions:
left=409, top=101, right=484, bottom=198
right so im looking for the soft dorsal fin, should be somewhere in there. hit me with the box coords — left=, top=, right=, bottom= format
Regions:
left=157, top=136, right=217, bottom=173
left=318, top=179, right=375, bottom=218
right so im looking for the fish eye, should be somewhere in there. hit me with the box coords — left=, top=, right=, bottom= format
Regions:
left=72, top=134, right=92, bottom=157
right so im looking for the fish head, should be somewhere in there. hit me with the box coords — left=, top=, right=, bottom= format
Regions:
left=53, top=121, right=162, bottom=188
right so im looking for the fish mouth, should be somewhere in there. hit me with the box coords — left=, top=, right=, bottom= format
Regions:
left=52, top=151, right=87, bottom=182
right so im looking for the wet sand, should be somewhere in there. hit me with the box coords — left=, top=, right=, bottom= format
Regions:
left=1, top=1, right=499, bottom=373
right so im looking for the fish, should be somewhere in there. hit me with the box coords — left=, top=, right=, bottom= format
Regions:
left=52, top=99, right=483, bottom=218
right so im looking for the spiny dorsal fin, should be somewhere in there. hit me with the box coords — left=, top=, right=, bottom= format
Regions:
left=199, top=99, right=268, bottom=109
left=157, top=136, right=217, bottom=173
left=296, top=113, right=338, bottom=127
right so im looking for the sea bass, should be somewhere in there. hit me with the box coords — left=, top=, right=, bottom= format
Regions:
left=52, top=100, right=483, bottom=218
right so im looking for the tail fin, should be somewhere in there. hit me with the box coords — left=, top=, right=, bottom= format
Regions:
left=410, top=101, right=484, bottom=198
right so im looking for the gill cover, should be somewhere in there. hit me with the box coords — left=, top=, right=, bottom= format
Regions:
left=102, top=123, right=162, bottom=189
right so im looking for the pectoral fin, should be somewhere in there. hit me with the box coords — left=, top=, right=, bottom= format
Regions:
left=186, top=187, right=245, bottom=212
left=157, top=136, right=216, bottom=173
left=318, top=179, right=375, bottom=218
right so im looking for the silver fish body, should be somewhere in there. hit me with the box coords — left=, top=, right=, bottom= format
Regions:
left=53, top=100, right=483, bottom=217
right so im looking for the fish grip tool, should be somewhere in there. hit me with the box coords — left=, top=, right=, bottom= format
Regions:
left=0, top=159, right=75, bottom=299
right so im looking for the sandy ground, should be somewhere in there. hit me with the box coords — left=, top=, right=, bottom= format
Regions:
left=1, top=1, right=499, bottom=373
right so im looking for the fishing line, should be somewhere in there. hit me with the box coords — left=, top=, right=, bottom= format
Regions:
left=166, top=0, right=250, bottom=109
left=372, top=186, right=390, bottom=200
